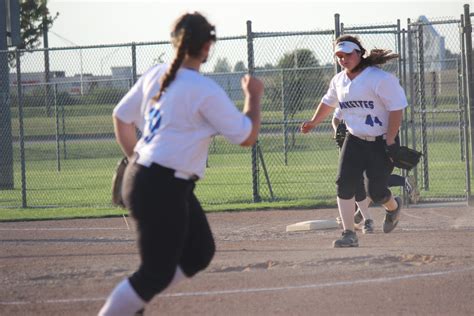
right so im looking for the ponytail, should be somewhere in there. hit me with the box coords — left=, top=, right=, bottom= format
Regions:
left=335, top=35, right=399, bottom=73
left=361, top=49, right=399, bottom=67
left=152, top=12, right=216, bottom=103
left=152, top=30, right=189, bottom=102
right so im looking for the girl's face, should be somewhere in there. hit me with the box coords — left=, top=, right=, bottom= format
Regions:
left=335, top=49, right=362, bottom=72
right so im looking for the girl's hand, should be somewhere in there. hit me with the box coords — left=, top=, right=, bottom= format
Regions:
left=241, top=75, right=264, bottom=99
left=300, top=121, right=316, bottom=134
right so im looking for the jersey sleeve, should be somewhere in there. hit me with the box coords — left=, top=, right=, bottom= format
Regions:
left=375, top=73, right=408, bottom=111
left=113, top=70, right=150, bottom=132
left=199, top=88, right=252, bottom=145
left=321, top=76, right=339, bottom=108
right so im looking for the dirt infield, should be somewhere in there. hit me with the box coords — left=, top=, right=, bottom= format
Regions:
left=0, top=203, right=473, bottom=315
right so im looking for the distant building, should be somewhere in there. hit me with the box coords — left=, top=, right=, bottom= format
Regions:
left=9, top=66, right=134, bottom=95
left=10, top=65, right=250, bottom=101
left=110, top=66, right=133, bottom=90
left=417, top=15, right=446, bottom=72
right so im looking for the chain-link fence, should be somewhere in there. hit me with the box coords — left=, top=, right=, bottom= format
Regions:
left=406, top=16, right=469, bottom=202
left=1, top=6, right=473, bottom=209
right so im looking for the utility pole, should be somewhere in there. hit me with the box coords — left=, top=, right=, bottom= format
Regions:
left=50, top=31, right=84, bottom=95
left=43, top=11, right=52, bottom=116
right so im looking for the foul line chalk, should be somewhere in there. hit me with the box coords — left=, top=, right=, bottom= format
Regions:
left=1, top=266, right=472, bottom=305
left=0, top=227, right=126, bottom=231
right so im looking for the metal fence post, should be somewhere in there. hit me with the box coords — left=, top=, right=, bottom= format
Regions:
left=0, top=0, right=14, bottom=190
left=43, top=18, right=52, bottom=117
left=417, top=23, right=430, bottom=190
left=131, top=43, right=137, bottom=83
left=457, top=49, right=465, bottom=162
left=397, top=20, right=403, bottom=79
left=281, top=69, right=289, bottom=166
left=246, top=20, right=260, bottom=202
left=16, top=49, right=27, bottom=208
left=459, top=16, right=466, bottom=159
left=399, top=24, right=410, bottom=203
left=407, top=19, right=419, bottom=185
left=463, top=5, right=474, bottom=204
left=431, top=71, right=437, bottom=138
left=334, top=14, right=341, bottom=74
left=61, top=83, right=67, bottom=160
left=397, top=20, right=407, bottom=150
left=459, top=15, right=471, bottom=202
left=54, top=83, right=61, bottom=172
left=401, top=28, right=409, bottom=148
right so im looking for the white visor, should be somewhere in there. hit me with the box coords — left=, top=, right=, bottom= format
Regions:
left=334, top=41, right=360, bottom=54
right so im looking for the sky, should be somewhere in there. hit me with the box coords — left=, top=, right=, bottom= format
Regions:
left=47, top=0, right=470, bottom=47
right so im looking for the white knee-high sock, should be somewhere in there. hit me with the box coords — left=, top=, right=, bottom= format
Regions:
left=337, top=197, right=356, bottom=232
left=99, top=267, right=188, bottom=315
left=356, top=197, right=371, bottom=220
left=98, top=278, right=145, bottom=316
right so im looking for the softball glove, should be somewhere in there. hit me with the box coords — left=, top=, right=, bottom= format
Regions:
left=111, top=157, right=128, bottom=208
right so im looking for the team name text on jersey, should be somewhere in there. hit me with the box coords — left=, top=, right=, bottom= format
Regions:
left=339, top=100, right=374, bottom=109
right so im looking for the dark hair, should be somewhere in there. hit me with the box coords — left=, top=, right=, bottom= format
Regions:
left=335, top=35, right=399, bottom=73
left=153, top=12, right=216, bottom=102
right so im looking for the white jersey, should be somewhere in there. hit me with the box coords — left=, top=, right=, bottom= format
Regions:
left=113, top=64, right=252, bottom=179
left=322, top=66, right=407, bottom=137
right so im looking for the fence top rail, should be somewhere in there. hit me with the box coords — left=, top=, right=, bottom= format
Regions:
left=262, top=119, right=307, bottom=125
left=253, top=29, right=334, bottom=38
left=342, top=23, right=398, bottom=31
left=1, top=41, right=161, bottom=54
left=408, top=18, right=461, bottom=27
left=0, top=35, right=247, bottom=54
left=414, top=109, right=463, bottom=114
left=342, top=30, right=399, bottom=35
left=132, top=35, right=247, bottom=45
left=217, top=35, right=247, bottom=41
left=10, top=76, right=134, bottom=87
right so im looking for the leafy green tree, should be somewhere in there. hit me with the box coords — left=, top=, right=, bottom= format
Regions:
left=276, top=49, right=326, bottom=147
left=213, top=57, right=231, bottom=73
left=233, top=61, right=247, bottom=72
left=277, top=49, right=325, bottom=117
left=277, top=49, right=320, bottom=69
left=263, top=63, right=275, bottom=70
left=8, top=0, right=58, bottom=65
left=20, top=0, right=59, bottom=50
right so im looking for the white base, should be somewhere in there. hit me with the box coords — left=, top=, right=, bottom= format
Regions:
left=286, top=219, right=339, bottom=232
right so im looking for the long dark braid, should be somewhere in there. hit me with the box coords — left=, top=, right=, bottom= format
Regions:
left=336, top=35, right=399, bottom=73
left=152, top=12, right=216, bottom=103
left=152, top=30, right=189, bottom=102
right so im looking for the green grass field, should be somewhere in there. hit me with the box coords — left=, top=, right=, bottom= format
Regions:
left=9, top=100, right=463, bottom=138
left=0, top=128, right=468, bottom=221
left=1, top=99, right=468, bottom=221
